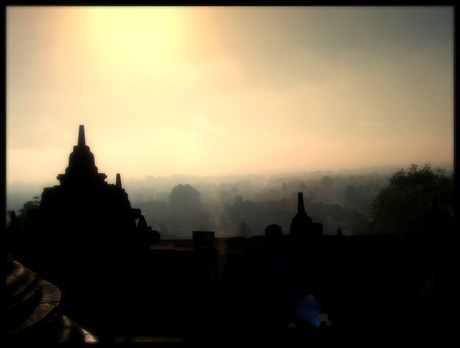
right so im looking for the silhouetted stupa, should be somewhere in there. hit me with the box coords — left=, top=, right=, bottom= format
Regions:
left=31, top=125, right=146, bottom=239
left=290, top=192, right=323, bottom=239
left=56, top=125, right=107, bottom=186
left=19, top=125, right=158, bottom=285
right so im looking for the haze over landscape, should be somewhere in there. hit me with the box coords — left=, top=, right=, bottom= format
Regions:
left=5, top=7, right=456, bottom=345
left=7, top=6, right=454, bottom=189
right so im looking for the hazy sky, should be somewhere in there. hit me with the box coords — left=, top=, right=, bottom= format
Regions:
left=6, top=6, right=454, bottom=186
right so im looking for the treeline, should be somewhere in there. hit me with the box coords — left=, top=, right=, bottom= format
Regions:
left=124, top=172, right=391, bottom=238
left=8, top=164, right=454, bottom=239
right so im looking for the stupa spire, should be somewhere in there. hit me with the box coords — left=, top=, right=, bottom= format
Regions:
left=78, top=125, right=86, bottom=147
left=116, top=173, right=122, bottom=189
left=298, top=192, right=306, bottom=215
left=57, top=125, right=107, bottom=185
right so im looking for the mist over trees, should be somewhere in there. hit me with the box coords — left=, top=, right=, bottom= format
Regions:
left=369, top=164, right=454, bottom=236
left=7, top=164, right=454, bottom=239
left=113, top=170, right=396, bottom=237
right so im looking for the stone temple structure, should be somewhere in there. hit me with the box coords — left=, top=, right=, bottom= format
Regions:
left=11, top=126, right=159, bottom=326
left=24, top=125, right=157, bottom=256
left=290, top=192, right=323, bottom=239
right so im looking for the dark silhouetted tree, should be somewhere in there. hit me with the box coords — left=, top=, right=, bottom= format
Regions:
left=15, top=196, right=40, bottom=229
left=369, top=164, right=453, bottom=235
left=168, top=184, right=209, bottom=236
left=320, top=176, right=333, bottom=190
left=169, top=184, right=202, bottom=213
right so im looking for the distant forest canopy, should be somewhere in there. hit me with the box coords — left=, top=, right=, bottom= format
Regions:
left=7, top=164, right=454, bottom=238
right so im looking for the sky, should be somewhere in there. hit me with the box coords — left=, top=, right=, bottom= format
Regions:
left=6, top=6, right=454, bottom=187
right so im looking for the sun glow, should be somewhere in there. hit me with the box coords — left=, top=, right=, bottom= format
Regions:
left=7, top=7, right=454, bottom=185
left=86, top=7, right=187, bottom=74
